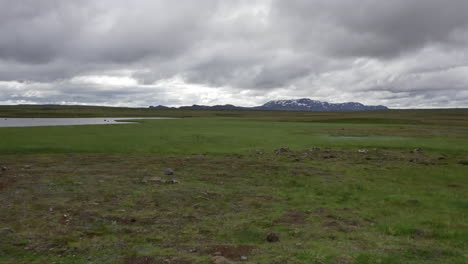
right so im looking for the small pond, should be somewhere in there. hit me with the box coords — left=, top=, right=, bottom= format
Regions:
left=0, top=117, right=173, bottom=127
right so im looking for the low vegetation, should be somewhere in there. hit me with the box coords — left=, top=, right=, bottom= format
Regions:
left=1, top=107, right=467, bottom=263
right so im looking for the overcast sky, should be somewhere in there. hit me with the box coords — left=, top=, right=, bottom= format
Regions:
left=1, top=0, right=468, bottom=108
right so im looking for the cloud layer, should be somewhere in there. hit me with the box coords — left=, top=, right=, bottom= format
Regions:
left=1, top=0, right=468, bottom=108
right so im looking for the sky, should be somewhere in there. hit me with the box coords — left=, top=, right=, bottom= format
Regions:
left=1, top=0, right=468, bottom=108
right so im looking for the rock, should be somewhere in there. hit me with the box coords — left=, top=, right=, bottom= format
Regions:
left=309, top=147, right=321, bottom=151
left=1, top=166, right=7, bottom=171
left=0, top=227, right=13, bottom=235
left=411, top=148, right=422, bottom=153
left=212, top=256, right=234, bottom=264
left=164, top=168, right=174, bottom=176
left=274, top=147, right=290, bottom=155
left=458, top=160, right=468, bottom=166
left=358, top=149, right=368, bottom=153
left=166, top=179, right=180, bottom=184
left=266, top=232, right=279, bottom=242
left=240, top=256, right=248, bottom=261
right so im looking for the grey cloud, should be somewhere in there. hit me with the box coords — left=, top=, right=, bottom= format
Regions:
left=0, top=0, right=217, bottom=65
left=271, top=0, right=468, bottom=58
left=0, top=0, right=468, bottom=108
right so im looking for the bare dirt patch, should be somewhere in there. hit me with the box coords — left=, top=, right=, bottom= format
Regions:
left=207, top=245, right=256, bottom=260
left=124, top=256, right=192, bottom=264
left=275, top=210, right=310, bottom=225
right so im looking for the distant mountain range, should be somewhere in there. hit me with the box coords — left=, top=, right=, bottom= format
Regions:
left=150, top=98, right=388, bottom=111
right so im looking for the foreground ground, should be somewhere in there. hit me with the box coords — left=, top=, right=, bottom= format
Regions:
left=0, top=108, right=467, bottom=263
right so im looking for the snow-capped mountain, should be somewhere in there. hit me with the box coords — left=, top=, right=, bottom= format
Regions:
left=256, top=98, right=388, bottom=111
left=149, top=98, right=388, bottom=111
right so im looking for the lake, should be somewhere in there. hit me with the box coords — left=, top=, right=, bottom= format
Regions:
left=0, top=117, right=173, bottom=127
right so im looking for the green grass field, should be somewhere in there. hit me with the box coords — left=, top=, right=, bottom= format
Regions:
left=1, top=107, right=467, bottom=264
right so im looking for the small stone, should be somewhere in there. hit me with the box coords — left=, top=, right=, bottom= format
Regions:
left=147, top=177, right=165, bottom=183
left=358, top=149, right=368, bottom=153
left=166, top=179, right=179, bottom=184
left=411, top=148, right=422, bottom=153
left=266, top=232, right=279, bottom=242
left=0, top=227, right=13, bottom=235
left=164, top=168, right=174, bottom=176
left=240, top=256, right=248, bottom=261
left=1, top=166, right=7, bottom=171
left=274, top=147, right=290, bottom=155
left=212, top=256, right=234, bottom=264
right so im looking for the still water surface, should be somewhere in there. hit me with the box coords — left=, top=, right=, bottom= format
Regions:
left=0, top=117, right=172, bottom=127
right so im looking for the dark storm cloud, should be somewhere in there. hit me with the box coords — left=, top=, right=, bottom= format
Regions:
left=0, top=0, right=217, bottom=64
left=271, top=0, right=468, bottom=58
left=0, top=0, right=468, bottom=108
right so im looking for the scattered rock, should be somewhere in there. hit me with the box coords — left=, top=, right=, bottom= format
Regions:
left=208, top=245, right=255, bottom=260
left=1, top=166, right=7, bottom=171
left=323, top=155, right=336, bottom=159
left=266, top=233, right=279, bottom=242
left=458, top=160, right=468, bottom=166
left=141, top=176, right=179, bottom=184
left=274, top=147, right=290, bottom=155
left=358, top=149, right=368, bottom=153
left=164, top=168, right=174, bottom=176
left=212, top=256, right=234, bottom=264
left=411, top=148, right=422, bottom=153
left=240, top=256, right=248, bottom=261
left=166, top=179, right=180, bottom=184
left=309, top=147, right=321, bottom=151
left=0, top=227, right=13, bottom=235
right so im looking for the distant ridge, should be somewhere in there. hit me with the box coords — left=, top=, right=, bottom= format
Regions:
left=150, top=98, right=388, bottom=111
left=257, top=98, right=388, bottom=111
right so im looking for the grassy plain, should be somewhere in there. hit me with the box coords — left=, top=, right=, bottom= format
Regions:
left=0, top=106, right=467, bottom=264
